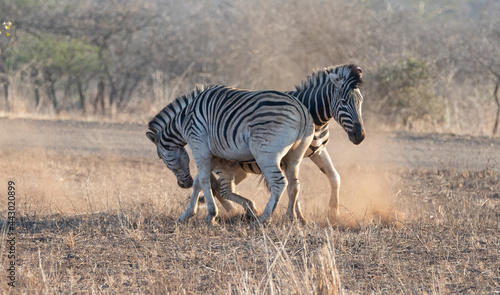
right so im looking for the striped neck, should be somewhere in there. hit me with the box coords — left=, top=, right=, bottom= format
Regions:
left=148, top=85, right=216, bottom=149
left=287, top=64, right=362, bottom=127
left=286, top=83, right=334, bottom=127
left=148, top=85, right=211, bottom=135
left=159, top=110, right=188, bottom=149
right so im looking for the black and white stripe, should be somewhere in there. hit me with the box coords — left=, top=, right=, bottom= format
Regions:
left=238, top=64, right=364, bottom=172
left=147, top=85, right=314, bottom=224
left=288, top=64, right=365, bottom=156
left=217, top=64, right=365, bottom=223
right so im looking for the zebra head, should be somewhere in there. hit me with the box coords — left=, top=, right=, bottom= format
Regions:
left=327, top=64, right=365, bottom=145
left=146, top=131, right=193, bottom=188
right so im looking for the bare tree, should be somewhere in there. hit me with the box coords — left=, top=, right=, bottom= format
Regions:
left=486, top=67, right=500, bottom=134
left=1, top=0, right=499, bottom=135
left=0, top=21, right=13, bottom=111
left=461, top=1, right=500, bottom=135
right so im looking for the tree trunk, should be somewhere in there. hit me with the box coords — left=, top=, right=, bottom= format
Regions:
left=107, top=76, right=117, bottom=115
left=494, top=108, right=500, bottom=135
left=3, top=81, right=9, bottom=112
left=493, top=79, right=500, bottom=135
left=47, top=83, right=59, bottom=114
left=34, top=87, right=41, bottom=111
left=60, top=81, right=72, bottom=113
left=77, top=79, right=87, bottom=115
left=117, top=74, right=140, bottom=110
left=94, top=79, right=105, bottom=115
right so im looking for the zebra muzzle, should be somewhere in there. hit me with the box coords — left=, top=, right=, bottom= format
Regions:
left=177, top=176, right=193, bottom=188
left=348, top=123, right=365, bottom=145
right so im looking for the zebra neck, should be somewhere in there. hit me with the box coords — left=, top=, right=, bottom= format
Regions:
left=160, top=110, right=188, bottom=149
left=287, top=85, right=333, bottom=127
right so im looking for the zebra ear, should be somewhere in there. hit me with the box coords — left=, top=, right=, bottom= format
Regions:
left=356, top=67, right=363, bottom=78
left=146, top=131, right=158, bottom=144
left=328, top=72, right=343, bottom=87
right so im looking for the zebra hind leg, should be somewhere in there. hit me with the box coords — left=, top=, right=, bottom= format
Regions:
left=256, top=160, right=287, bottom=224
left=284, top=162, right=307, bottom=224
left=208, top=171, right=237, bottom=213
left=217, top=165, right=258, bottom=218
left=282, top=145, right=309, bottom=224
left=221, top=192, right=259, bottom=220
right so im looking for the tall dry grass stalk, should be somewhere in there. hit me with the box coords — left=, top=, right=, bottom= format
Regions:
left=227, top=222, right=341, bottom=294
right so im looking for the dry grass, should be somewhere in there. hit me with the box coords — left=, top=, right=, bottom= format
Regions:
left=0, top=143, right=499, bottom=294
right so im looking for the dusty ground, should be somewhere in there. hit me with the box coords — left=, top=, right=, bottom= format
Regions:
left=1, top=117, right=498, bottom=169
left=0, top=117, right=498, bottom=293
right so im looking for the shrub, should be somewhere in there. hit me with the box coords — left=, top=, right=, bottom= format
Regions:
left=373, top=57, right=447, bottom=129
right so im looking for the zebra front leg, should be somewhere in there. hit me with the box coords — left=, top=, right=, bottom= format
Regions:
left=194, top=156, right=219, bottom=225
left=309, top=149, right=341, bottom=222
left=178, top=177, right=202, bottom=223
left=201, top=178, right=218, bottom=225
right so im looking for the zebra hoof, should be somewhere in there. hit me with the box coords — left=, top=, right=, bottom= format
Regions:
left=328, top=210, right=339, bottom=225
left=204, top=216, right=217, bottom=226
left=297, top=215, right=308, bottom=225
left=257, top=215, right=272, bottom=226
left=249, top=220, right=261, bottom=230
left=244, top=209, right=259, bottom=220
left=285, top=211, right=307, bottom=225
left=177, top=212, right=192, bottom=224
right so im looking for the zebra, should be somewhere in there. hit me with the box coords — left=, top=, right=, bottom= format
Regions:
left=146, top=85, right=314, bottom=225
left=211, top=64, right=365, bottom=222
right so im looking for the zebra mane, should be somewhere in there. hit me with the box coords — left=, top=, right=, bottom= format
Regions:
left=148, top=84, right=213, bottom=134
left=294, top=64, right=363, bottom=91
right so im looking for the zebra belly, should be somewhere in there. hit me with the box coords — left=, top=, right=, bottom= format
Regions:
left=208, top=134, right=255, bottom=162
left=238, top=161, right=262, bottom=174
left=305, top=125, right=330, bottom=157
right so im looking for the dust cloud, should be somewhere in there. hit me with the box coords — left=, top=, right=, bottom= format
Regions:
left=0, top=147, right=184, bottom=217
left=306, top=129, right=405, bottom=228
left=231, top=130, right=405, bottom=228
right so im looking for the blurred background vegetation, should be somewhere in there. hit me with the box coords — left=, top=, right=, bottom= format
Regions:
left=0, top=0, right=499, bottom=134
